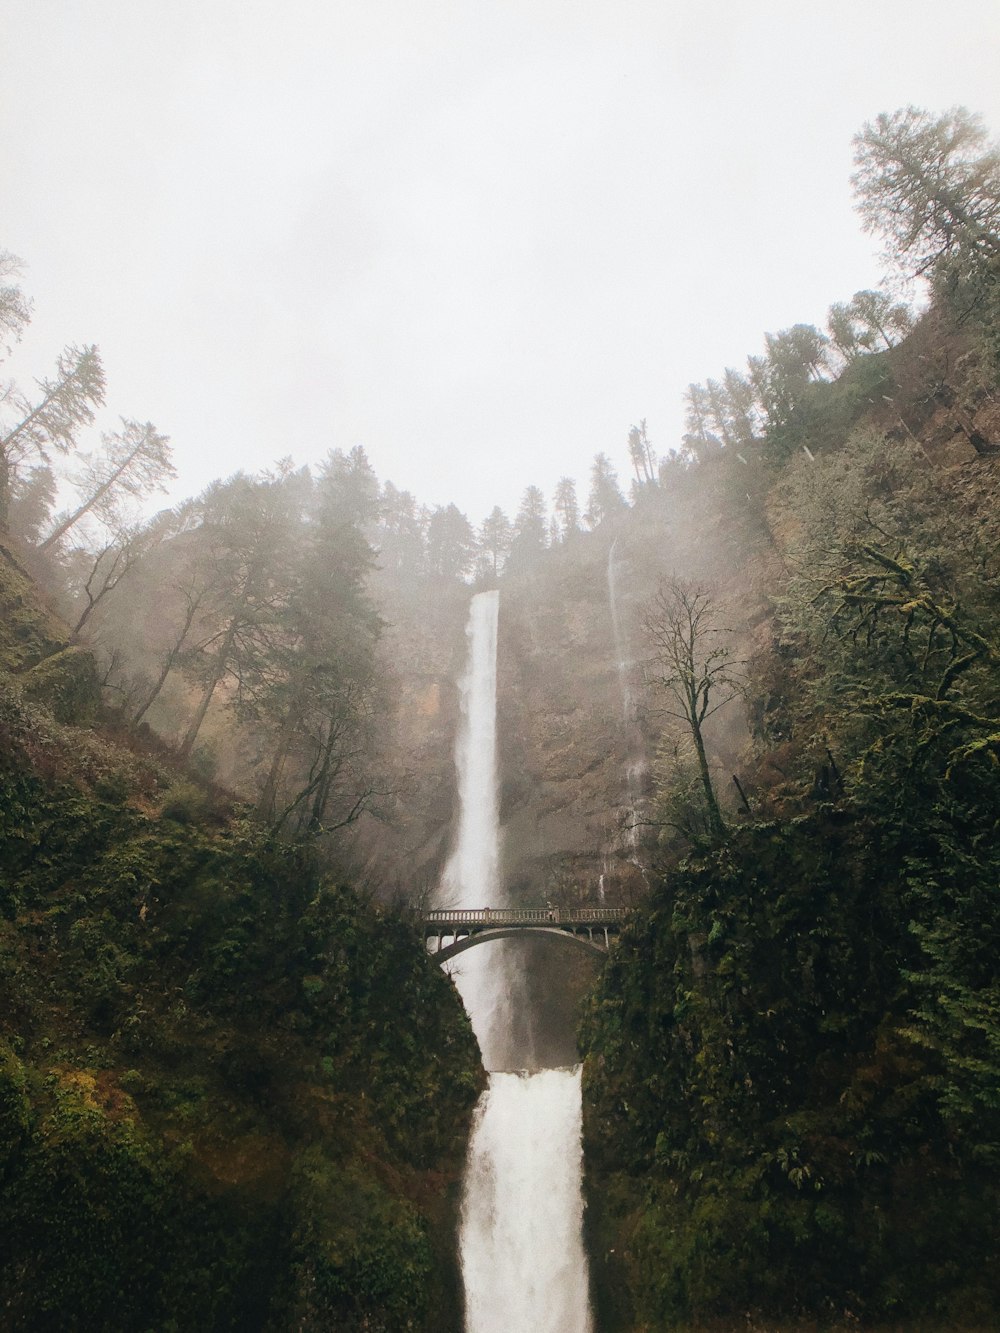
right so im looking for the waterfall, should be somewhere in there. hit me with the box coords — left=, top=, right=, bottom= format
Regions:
left=439, top=588, right=509, bottom=1068
left=607, top=537, right=635, bottom=730
left=461, top=1070, right=592, bottom=1333
left=607, top=538, right=644, bottom=858
left=439, top=589, right=593, bottom=1332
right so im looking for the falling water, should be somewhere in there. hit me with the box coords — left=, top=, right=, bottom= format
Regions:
left=439, top=589, right=507, bottom=1067
left=607, top=537, right=635, bottom=730
left=461, top=1070, right=593, bottom=1333
left=607, top=538, right=645, bottom=857
left=439, top=589, right=593, bottom=1332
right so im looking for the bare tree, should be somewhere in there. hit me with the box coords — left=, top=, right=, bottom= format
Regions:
left=70, top=525, right=151, bottom=640
left=643, top=579, right=743, bottom=840
left=132, top=576, right=209, bottom=725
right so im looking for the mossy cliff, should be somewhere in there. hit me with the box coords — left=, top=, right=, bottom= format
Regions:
left=580, top=789, right=1000, bottom=1330
left=0, top=649, right=483, bottom=1330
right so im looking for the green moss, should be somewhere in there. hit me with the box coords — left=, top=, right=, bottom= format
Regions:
left=0, top=1037, right=31, bottom=1175
left=0, top=710, right=482, bottom=1329
left=18, top=645, right=100, bottom=724
left=581, top=803, right=1000, bottom=1327
left=0, top=544, right=69, bottom=672
left=158, top=777, right=210, bottom=822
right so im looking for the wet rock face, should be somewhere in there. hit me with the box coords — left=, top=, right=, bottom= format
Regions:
left=351, top=577, right=470, bottom=889
left=494, top=541, right=650, bottom=906
left=374, top=480, right=772, bottom=909
left=362, top=550, right=646, bottom=909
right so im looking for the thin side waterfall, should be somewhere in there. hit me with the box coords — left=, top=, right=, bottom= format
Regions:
left=439, top=589, right=593, bottom=1333
left=607, top=538, right=645, bottom=857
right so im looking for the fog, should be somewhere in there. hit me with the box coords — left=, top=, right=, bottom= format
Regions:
left=4, top=0, right=1000, bottom=519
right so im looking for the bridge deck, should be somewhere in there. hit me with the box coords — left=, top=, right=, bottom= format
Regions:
left=424, top=907, right=630, bottom=961
left=425, top=907, right=629, bottom=927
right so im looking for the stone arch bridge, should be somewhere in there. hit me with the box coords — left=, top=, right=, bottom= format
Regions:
left=424, top=907, right=630, bottom=963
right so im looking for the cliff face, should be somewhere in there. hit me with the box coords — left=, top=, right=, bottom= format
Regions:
left=350, top=574, right=472, bottom=892
left=375, top=474, right=774, bottom=917
left=491, top=477, right=776, bottom=908
left=362, top=537, right=652, bottom=910
left=498, top=540, right=636, bottom=900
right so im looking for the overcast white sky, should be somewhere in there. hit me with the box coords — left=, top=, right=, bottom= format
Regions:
left=3, top=1, right=1000, bottom=526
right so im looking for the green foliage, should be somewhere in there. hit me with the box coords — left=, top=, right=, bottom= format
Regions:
left=18, top=644, right=100, bottom=723
left=583, top=384, right=1000, bottom=1325
left=0, top=706, right=482, bottom=1329
left=159, top=777, right=210, bottom=822
left=0, top=543, right=69, bottom=670
left=581, top=804, right=1000, bottom=1326
left=287, top=1148, right=435, bottom=1330
left=0, top=1037, right=31, bottom=1175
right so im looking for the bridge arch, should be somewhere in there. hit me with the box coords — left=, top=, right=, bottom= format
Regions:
left=423, top=907, right=629, bottom=966
left=433, top=925, right=609, bottom=964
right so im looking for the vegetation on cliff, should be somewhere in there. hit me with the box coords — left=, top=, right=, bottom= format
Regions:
left=579, top=105, right=1000, bottom=1329
left=0, top=553, right=483, bottom=1331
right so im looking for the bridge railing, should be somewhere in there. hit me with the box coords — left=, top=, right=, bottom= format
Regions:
left=424, top=907, right=629, bottom=926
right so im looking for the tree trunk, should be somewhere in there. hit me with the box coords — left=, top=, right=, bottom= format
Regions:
left=134, top=657, right=175, bottom=726
left=133, top=595, right=202, bottom=725
left=257, top=701, right=302, bottom=822
left=307, top=728, right=336, bottom=833
left=178, top=619, right=237, bottom=759
left=691, top=713, right=725, bottom=838
left=39, top=448, right=139, bottom=551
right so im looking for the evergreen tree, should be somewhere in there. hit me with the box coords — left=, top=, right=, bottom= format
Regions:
left=627, top=419, right=657, bottom=486
left=478, top=505, right=513, bottom=576
left=425, top=503, right=475, bottom=580
left=177, top=468, right=303, bottom=759
left=704, top=378, right=737, bottom=449
left=256, top=454, right=383, bottom=834
left=507, top=485, right=548, bottom=571
left=682, top=383, right=718, bottom=457
left=7, top=464, right=56, bottom=545
left=721, top=368, right=758, bottom=448
left=40, top=420, right=174, bottom=551
left=552, top=477, right=581, bottom=540
left=827, top=289, right=913, bottom=362
left=0, top=344, right=105, bottom=528
left=852, top=105, right=1000, bottom=278
left=377, top=481, right=426, bottom=576
left=585, top=453, right=626, bottom=528
left=0, top=250, right=31, bottom=356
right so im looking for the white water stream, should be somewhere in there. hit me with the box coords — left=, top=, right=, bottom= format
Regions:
left=461, top=1069, right=593, bottom=1333
left=439, top=590, right=593, bottom=1333
left=607, top=538, right=645, bottom=860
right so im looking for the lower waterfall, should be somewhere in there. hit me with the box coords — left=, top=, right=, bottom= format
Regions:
left=461, top=1069, right=593, bottom=1333
left=440, top=589, right=593, bottom=1332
